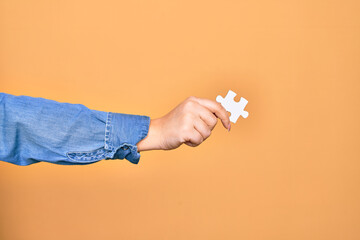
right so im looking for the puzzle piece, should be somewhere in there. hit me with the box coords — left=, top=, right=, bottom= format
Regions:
left=216, top=90, right=249, bottom=123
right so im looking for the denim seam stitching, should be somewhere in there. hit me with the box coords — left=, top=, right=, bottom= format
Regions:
left=104, top=111, right=113, bottom=150
left=66, top=151, right=106, bottom=162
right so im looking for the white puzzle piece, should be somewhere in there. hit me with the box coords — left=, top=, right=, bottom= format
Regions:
left=216, top=90, right=249, bottom=123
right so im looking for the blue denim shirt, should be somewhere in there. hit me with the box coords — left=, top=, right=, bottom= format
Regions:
left=0, top=92, right=150, bottom=166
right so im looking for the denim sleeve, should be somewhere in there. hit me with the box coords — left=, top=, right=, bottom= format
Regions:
left=0, top=92, right=150, bottom=166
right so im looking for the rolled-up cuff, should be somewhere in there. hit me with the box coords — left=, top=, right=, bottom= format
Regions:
left=104, top=112, right=150, bottom=164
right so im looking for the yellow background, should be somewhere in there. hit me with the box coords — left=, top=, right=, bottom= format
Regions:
left=1, top=0, right=360, bottom=239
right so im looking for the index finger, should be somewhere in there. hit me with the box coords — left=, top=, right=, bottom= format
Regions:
left=192, top=97, right=231, bottom=130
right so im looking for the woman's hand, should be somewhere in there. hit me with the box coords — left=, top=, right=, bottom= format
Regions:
left=137, top=96, right=231, bottom=151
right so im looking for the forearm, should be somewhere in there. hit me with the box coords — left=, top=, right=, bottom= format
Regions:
left=0, top=93, right=150, bottom=166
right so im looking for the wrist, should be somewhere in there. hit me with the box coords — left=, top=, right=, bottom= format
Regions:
left=136, top=118, right=163, bottom=152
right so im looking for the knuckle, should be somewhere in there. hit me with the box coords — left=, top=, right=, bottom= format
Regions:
left=187, top=96, right=197, bottom=101
left=214, top=102, right=223, bottom=112
left=184, top=99, right=196, bottom=110
left=219, top=103, right=226, bottom=112
left=206, top=129, right=212, bottom=138
left=181, top=125, right=191, bottom=134
left=210, top=116, right=217, bottom=126
left=203, top=132, right=211, bottom=140
left=189, top=134, right=203, bottom=146
left=197, top=137, right=204, bottom=145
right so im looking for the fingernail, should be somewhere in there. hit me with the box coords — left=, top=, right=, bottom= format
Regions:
left=227, top=123, right=231, bottom=132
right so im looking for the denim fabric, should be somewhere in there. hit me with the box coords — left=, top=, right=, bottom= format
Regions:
left=0, top=92, right=150, bottom=166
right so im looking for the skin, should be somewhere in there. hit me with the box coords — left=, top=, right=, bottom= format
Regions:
left=136, top=96, right=231, bottom=152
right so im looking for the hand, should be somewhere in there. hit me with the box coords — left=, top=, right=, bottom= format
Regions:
left=136, top=96, right=231, bottom=151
